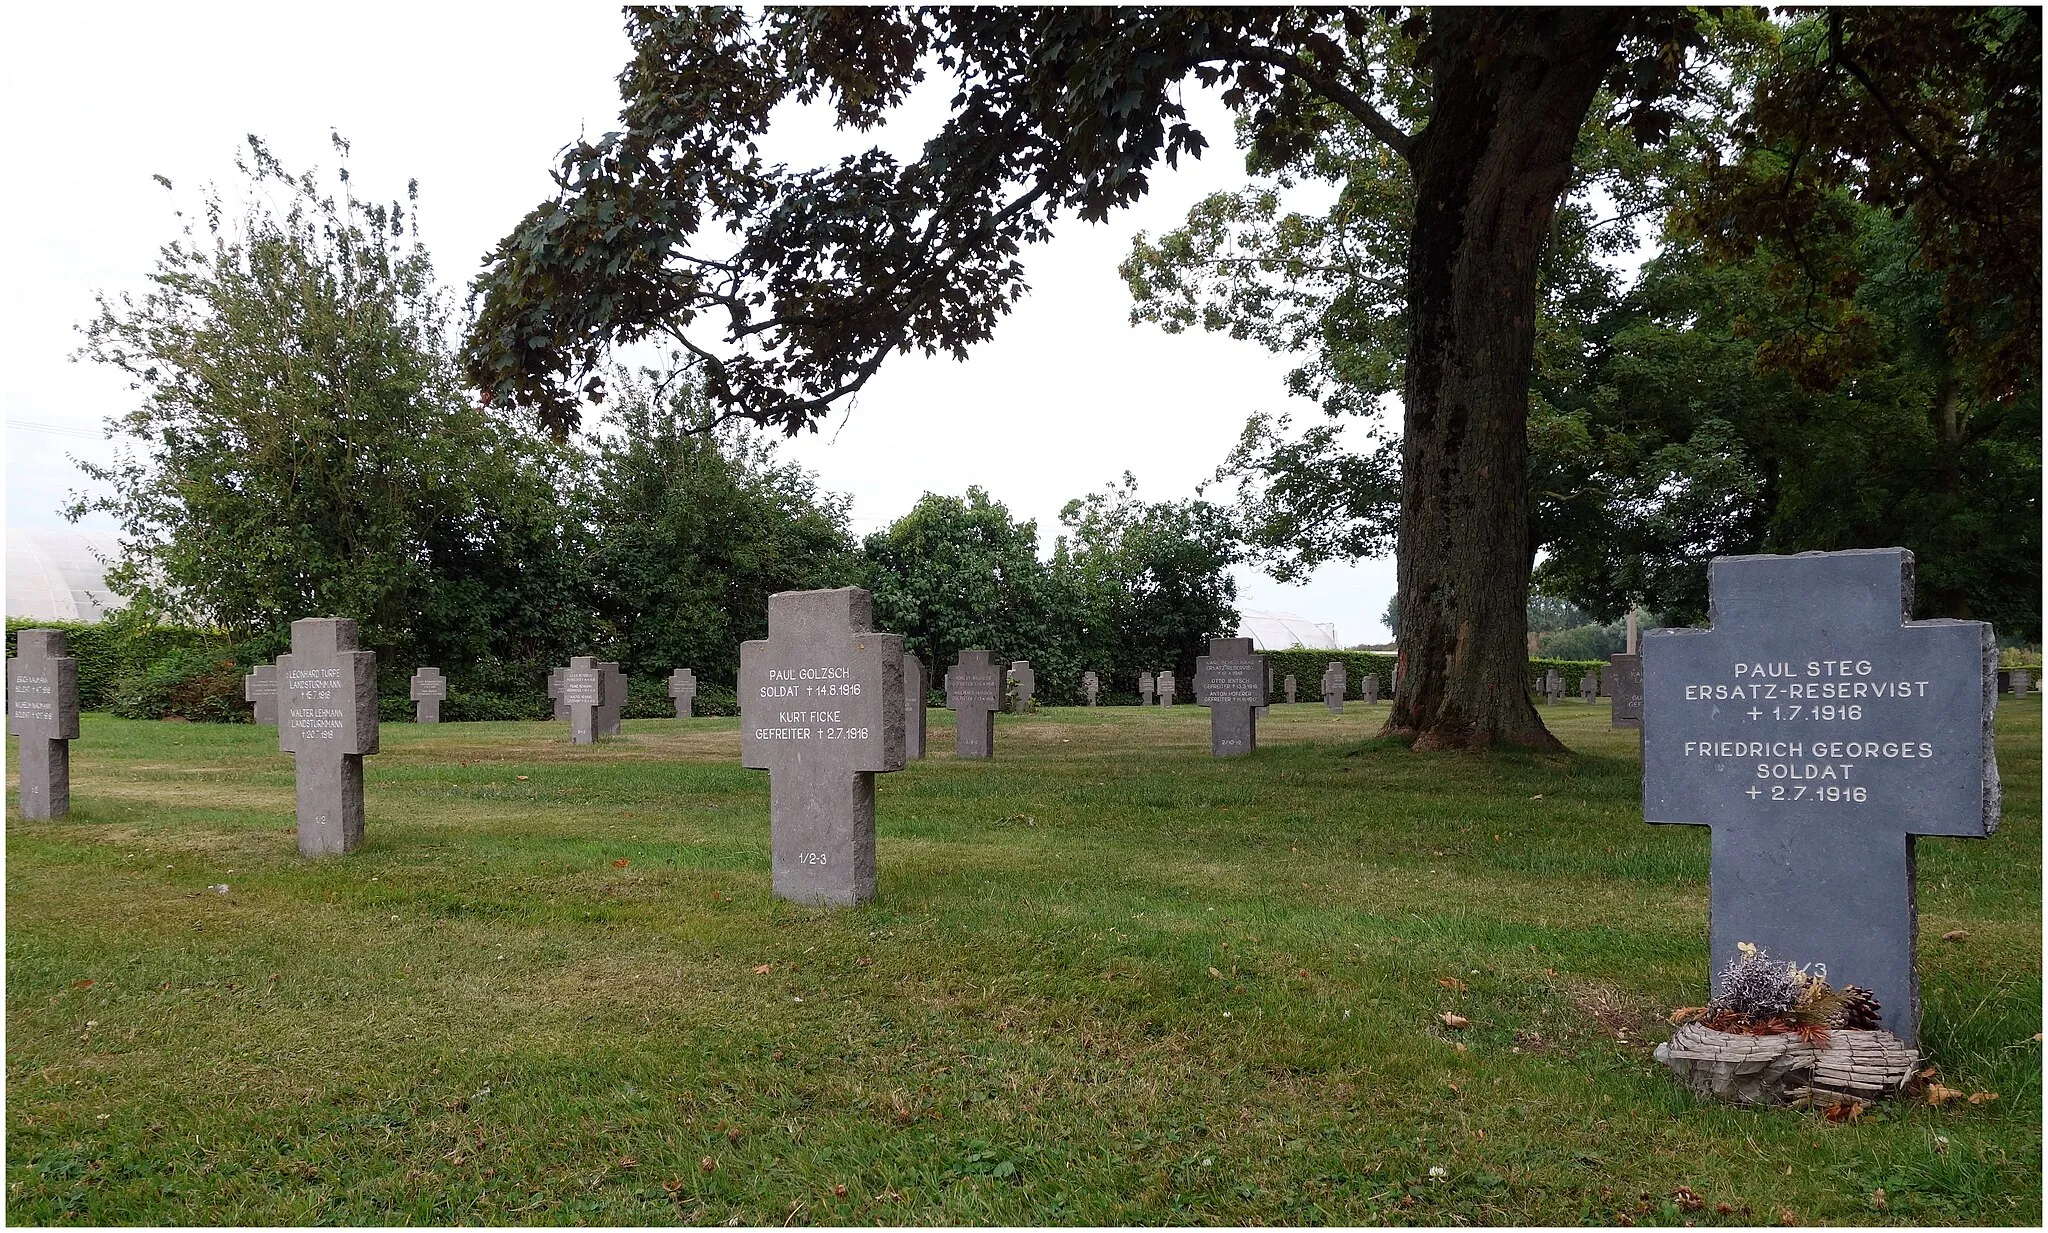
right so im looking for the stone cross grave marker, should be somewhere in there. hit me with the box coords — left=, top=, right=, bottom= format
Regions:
left=1643, top=548, right=1999, bottom=1046
left=278, top=618, right=378, bottom=856
left=1581, top=671, right=1598, bottom=703
left=740, top=587, right=905, bottom=906
left=547, top=667, right=567, bottom=720
left=244, top=664, right=279, bottom=726
left=904, top=655, right=927, bottom=759
left=8, top=629, right=80, bottom=819
left=1258, top=660, right=1273, bottom=719
left=410, top=667, right=446, bottom=724
left=668, top=667, right=698, bottom=718
left=1137, top=671, right=1154, bottom=706
left=946, top=649, right=1004, bottom=759
left=2013, top=669, right=2032, bottom=699
left=1321, top=661, right=1346, bottom=713
left=1608, top=653, right=1643, bottom=728
left=597, top=662, right=626, bottom=737
left=1082, top=670, right=1099, bottom=706
left=1195, top=637, right=1267, bottom=757
left=1283, top=674, right=1298, bottom=704
left=1543, top=668, right=1564, bottom=705
left=1009, top=660, right=1036, bottom=711
left=1156, top=670, right=1176, bottom=706
left=1361, top=671, right=1380, bottom=705
left=561, top=656, right=606, bottom=744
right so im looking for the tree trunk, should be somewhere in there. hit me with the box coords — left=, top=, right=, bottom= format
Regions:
left=1385, top=10, right=1627, bottom=752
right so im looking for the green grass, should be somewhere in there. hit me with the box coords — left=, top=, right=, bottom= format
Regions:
left=8, top=700, right=2040, bottom=1225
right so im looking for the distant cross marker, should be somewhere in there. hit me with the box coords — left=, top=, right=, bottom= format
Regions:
left=904, top=655, right=927, bottom=759
left=1194, top=637, right=1267, bottom=757
left=8, top=628, right=80, bottom=819
left=244, top=664, right=279, bottom=726
left=596, top=662, right=626, bottom=737
left=1008, top=660, right=1036, bottom=711
left=1321, top=661, right=1346, bottom=713
left=945, top=650, right=1004, bottom=759
left=1283, top=674, right=1298, bottom=704
left=409, top=667, right=446, bottom=724
left=739, top=587, right=905, bottom=907
left=668, top=667, right=698, bottom=718
left=1156, top=670, right=1176, bottom=706
left=1608, top=653, right=1643, bottom=729
left=2013, top=669, right=2033, bottom=699
left=1082, top=670, right=1099, bottom=707
left=278, top=618, right=378, bottom=856
left=1643, top=549, right=2000, bottom=1046
left=547, top=668, right=568, bottom=720
left=1137, top=671, right=1155, bottom=706
left=1361, top=671, right=1380, bottom=705
left=560, top=656, right=606, bottom=744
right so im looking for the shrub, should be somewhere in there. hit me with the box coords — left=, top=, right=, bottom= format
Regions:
left=107, top=645, right=249, bottom=723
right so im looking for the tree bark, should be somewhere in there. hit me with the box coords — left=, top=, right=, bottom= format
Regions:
left=1385, top=10, right=1627, bottom=751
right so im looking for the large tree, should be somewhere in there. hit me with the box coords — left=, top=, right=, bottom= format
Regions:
left=467, top=7, right=1709, bottom=750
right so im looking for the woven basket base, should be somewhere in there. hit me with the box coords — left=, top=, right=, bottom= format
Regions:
left=1654, top=1024, right=1917, bottom=1106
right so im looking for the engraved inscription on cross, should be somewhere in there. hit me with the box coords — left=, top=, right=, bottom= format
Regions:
left=668, top=667, right=698, bottom=718
left=277, top=618, right=379, bottom=856
left=560, top=657, right=606, bottom=744
left=740, top=587, right=905, bottom=907
left=547, top=668, right=568, bottom=721
left=244, top=664, right=279, bottom=726
left=410, top=667, right=446, bottom=724
left=1195, top=637, right=1267, bottom=757
left=1644, top=549, right=1999, bottom=1046
left=945, top=649, right=1004, bottom=759
left=1156, top=670, right=1176, bottom=706
left=8, top=629, right=80, bottom=819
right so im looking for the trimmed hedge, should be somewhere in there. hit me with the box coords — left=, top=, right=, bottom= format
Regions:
left=6, top=617, right=222, bottom=712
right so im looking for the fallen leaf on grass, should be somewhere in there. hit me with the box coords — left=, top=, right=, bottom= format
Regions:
left=1672, top=1185, right=1705, bottom=1212
left=1439, top=1013, right=1470, bottom=1029
left=1924, top=1083, right=1965, bottom=1106
left=752, top=963, right=772, bottom=975
left=832, top=1183, right=848, bottom=1198
left=618, top=1156, right=638, bottom=1169
left=1208, top=967, right=1225, bottom=979
left=1822, top=1098, right=1866, bottom=1122
left=1968, top=1090, right=1999, bottom=1105
left=1437, top=977, right=1467, bottom=992
left=700, top=1156, right=717, bottom=1173
left=1941, top=929, right=1970, bottom=942
left=515, top=775, right=529, bottom=781
left=71, top=979, right=93, bottom=991
left=612, top=859, right=630, bottom=868
left=1669, top=1006, right=1707, bottom=1025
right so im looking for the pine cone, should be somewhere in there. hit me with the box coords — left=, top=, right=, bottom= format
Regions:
left=1833, top=985, right=1883, bottom=1031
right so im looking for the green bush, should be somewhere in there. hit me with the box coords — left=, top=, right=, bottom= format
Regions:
left=106, top=645, right=250, bottom=723
left=7, top=615, right=221, bottom=711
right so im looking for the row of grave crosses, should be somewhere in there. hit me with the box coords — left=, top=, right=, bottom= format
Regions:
left=5, top=550, right=2012, bottom=1045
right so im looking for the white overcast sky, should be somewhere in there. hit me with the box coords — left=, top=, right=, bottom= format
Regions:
left=2, top=6, right=1397, bottom=640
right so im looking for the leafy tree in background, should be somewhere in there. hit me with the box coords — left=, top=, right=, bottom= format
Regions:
left=464, top=7, right=1720, bottom=751
left=1058, top=474, right=1241, bottom=687
left=71, top=136, right=589, bottom=682
left=582, top=373, right=858, bottom=685
left=860, top=488, right=1061, bottom=686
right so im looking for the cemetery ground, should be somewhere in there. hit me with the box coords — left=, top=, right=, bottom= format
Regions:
left=7, top=703, right=2039, bottom=1226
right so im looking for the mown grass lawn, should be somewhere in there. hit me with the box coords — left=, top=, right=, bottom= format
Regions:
left=7, top=699, right=2040, bottom=1225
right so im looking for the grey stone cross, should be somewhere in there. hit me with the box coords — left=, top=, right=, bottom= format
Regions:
left=1608, top=653, right=1642, bottom=728
left=1543, top=668, right=1564, bottom=705
left=739, top=587, right=905, bottom=907
left=1283, top=674, right=1298, bottom=704
left=1156, top=670, right=1176, bottom=706
left=410, top=667, right=446, bottom=724
left=904, top=655, right=927, bottom=759
left=1643, top=548, right=2000, bottom=1046
left=8, top=628, right=80, bottom=819
left=1082, top=670, right=1099, bottom=706
left=668, top=667, right=698, bottom=718
left=1195, top=637, right=1267, bottom=757
left=945, top=649, right=1004, bottom=759
left=1361, top=671, right=1380, bottom=705
left=1321, top=661, right=1346, bottom=713
left=1008, top=660, right=1036, bottom=711
left=244, top=664, right=279, bottom=726
left=277, top=618, right=378, bottom=856
left=560, top=657, right=607, bottom=744
left=597, top=662, right=626, bottom=737
left=2013, top=669, right=2033, bottom=699
left=1137, top=671, right=1154, bottom=706
left=547, top=667, right=568, bottom=720
left=1580, top=671, right=1598, bottom=703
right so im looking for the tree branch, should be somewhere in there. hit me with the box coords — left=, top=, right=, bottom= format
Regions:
left=1217, top=44, right=1414, bottom=158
